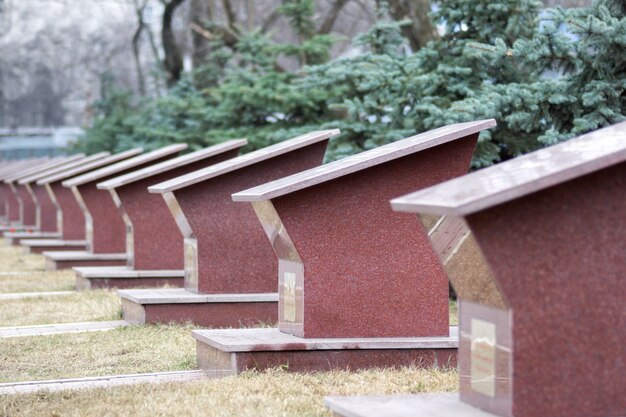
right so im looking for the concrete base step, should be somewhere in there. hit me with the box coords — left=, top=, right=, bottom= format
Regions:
left=21, top=239, right=86, bottom=254
left=44, top=251, right=127, bottom=270
left=118, top=288, right=278, bottom=327
left=4, top=231, right=60, bottom=245
left=325, top=394, right=497, bottom=417
left=192, top=327, right=459, bottom=374
left=74, top=266, right=184, bottom=290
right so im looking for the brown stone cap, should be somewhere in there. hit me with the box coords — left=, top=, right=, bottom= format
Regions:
left=4, top=155, right=85, bottom=184
left=18, top=153, right=110, bottom=185
left=148, top=130, right=340, bottom=194
left=96, top=140, right=247, bottom=190
left=38, top=149, right=143, bottom=185
left=391, top=121, right=626, bottom=216
left=232, top=120, right=495, bottom=202
left=62, top=144, right=187, bottom=187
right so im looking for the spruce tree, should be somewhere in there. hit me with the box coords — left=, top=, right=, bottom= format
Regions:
left=437, top=0, right=625, bottom=164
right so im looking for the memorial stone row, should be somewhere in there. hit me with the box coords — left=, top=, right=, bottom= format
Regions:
left=1, top=118, right=622, bottom=417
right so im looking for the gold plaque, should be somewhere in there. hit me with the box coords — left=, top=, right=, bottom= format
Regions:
left=471, top=318, right=496, bottom=397
left=283, top=272, right=296, bottom=322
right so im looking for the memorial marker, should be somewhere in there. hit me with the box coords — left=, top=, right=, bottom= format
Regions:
left=0, top=159, right=46, bottom=225
left=20, top=148, right=143, bottom=253
left=3, top=153, right=110, bottom=245
left=20, top=149, right=143, bottom=254
left=117, top=130, right=338, bottom=327
left=327, top=121, right=626, bottom=417
left=1, top=156, right=84, bottom=232
left=73, top=140, right=247, bottom=289
left=1, top=158, right=57, bottom=227
left=188, top=120, right=496, bottom=373
left=43, top=145, right=185, bottom=270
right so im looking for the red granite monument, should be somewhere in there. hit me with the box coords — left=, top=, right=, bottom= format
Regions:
left=0, top=159, right=46, bottom=225
left=43, top=146, right=186, bottom=270
left=117, top=130, right=339, bottom=327
left=188, top=120, right=496, bottom=374
left=326, top=121, right=626, bottom=417
left=1, top=156, right=84, bottom=233
left=4, top=153, right=110, bottom=245
left=20, top=149, right=143, bottom=254
left=73, top=140, right=247, bottom=290
left=2, top=158, right=60, bottom=228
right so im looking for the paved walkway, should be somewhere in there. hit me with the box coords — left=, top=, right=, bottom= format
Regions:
left=0, top=271, right=40, bottom=276
left=0, top=320, right=130, bottom=338
left=0, top=370, right=209, bottom=395
left=0, top=291, right=75, bottom=300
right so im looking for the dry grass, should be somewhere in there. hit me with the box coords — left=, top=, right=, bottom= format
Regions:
left=0, top=366, right=458, bottom=417
left=0, top=243, right=45, bottom=272
left=449, top=299, right=458, bottom=326
left=0, top=270, right=75, bottom=293
left=0, top=290, right=120, bottom=327
left=0, top=324, right=197, bottom=383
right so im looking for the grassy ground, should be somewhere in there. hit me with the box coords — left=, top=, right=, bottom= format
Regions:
left=449, top=299, right=458, bottom=326
left=0, top=290, right=120, bottom=327
left=0, top=366, right=458, bottom=417
left=0, top=242, right=45, bottom=272
left=0, top=270, right=75, bottom=293
left=0, top=324, right=197, bottom=383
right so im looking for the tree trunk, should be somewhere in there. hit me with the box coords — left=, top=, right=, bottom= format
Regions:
left=162, top=0, right=187, bottom=87
left=190, top=0, right=212, bottom=68
left=388, top=0, right=438, bottom=52
left=318, top=0, right=350, bottom=34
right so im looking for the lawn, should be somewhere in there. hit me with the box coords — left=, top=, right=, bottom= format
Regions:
left=0, top=324, right=197, bottom=383
left=0, top=366, right=458, bottom=417
left=0, top=270, right=75, bottom=293
left=0, top=289, right=120, bottom=327
left=0, top=241, right=45, bottom=272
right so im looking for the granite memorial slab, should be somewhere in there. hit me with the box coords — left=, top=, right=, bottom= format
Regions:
left=43, top=146, right=185, bottom=270
left=1, top=158, right=60, bottom=228
left=1, top=156, right=84, bottom=232
left=73, top=140, right=247, bottom=289
left=19, top=149, right=143, bottom=254
left=117, top=130, right=339, bottom=327
left=327, top=121, right=626, bottom=417
left=190, top=119, right=496, bottom=373
left=4, top=154, right=110, bottom=245
left=0, top=159, right=45, bottom=225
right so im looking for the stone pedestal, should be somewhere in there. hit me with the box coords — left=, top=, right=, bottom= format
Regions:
left=118, top=130, right=338, bottom=326
left=328, top=121, right=626, bottom=417
left=192, top=120, right=496, bottom=373
left=73, top=140, right=247, bottom=289
left=43, top=146, right=185, bottom=270
left=20, top=149, right=143, bottom=254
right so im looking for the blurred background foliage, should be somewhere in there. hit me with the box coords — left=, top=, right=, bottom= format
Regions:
left=77, top=0, right=625, bottom=168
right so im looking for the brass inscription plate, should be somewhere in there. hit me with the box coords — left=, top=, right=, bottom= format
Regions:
left=283, top=272, right=296, bottom=322
left=471, top=318, right=496, bottom=397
